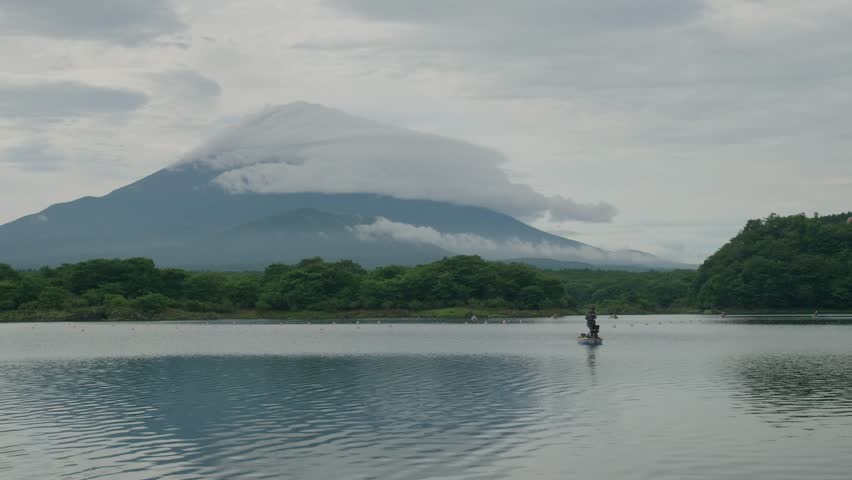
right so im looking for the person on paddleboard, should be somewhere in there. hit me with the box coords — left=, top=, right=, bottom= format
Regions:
left=585, top=306, right=599, bottom=338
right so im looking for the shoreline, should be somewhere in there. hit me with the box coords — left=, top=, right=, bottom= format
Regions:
left=2, top=307, right=849, bottom=323
left=0, top=307, right=581, bottom=323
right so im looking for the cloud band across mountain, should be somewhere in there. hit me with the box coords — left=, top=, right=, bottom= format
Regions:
left=352, top=217, right=665, bottom=266
left=178, top=103, right=617, bottom=223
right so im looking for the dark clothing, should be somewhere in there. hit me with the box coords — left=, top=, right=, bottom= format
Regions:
left=585, top=311, right=597, bottom=327
left=585, top=311, right=599, bottom=337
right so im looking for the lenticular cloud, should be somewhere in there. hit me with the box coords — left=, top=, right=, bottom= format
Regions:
left=176, top=102, right=617, bottom=223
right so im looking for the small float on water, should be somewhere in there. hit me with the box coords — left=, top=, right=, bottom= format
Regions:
left=577, top=333, right=603, bottom=345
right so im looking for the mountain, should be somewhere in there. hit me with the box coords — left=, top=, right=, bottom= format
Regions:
left=0, top=102, right=682, bottom=270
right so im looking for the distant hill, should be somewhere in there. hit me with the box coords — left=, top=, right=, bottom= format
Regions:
left=0, top=102, right=681, bottom=270
left=693, top=212, right=852, bottom=309
left=508, top=257, right=692, bottom=272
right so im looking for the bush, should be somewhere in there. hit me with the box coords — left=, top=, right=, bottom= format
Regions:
left=37, top=286, right=71, bottom=310
left=0, top=281, right=20, bottom=311
left=133, top=293, right=171, bottom=315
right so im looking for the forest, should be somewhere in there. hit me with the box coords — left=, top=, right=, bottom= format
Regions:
left=692, top=212, right=852, bottom=310
left=1, top=212, right=849, bottom=320
left=0, top=255, right=692, bottom=320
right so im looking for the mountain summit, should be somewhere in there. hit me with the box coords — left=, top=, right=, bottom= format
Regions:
left=0, top=103, right=679, bottom=270
left=175, top=102, right=617, bottom=223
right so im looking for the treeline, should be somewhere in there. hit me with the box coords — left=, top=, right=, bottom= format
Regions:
left=548, top=269, right=696, bottom=313
left=693, top=212, right=852, bottom=310
left=0, top=256, right=577, bottom=319
left=5, top=211, right=847, bottom=320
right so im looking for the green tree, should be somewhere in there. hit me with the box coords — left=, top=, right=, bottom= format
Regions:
left=37, top=286, right=71, bottom=310
left=133, top=293, right=171, bottom=315
left=0, top=263, right=19, bottom=282
left=227, top=277, right=260, bottom=309
left=184, top=273, right=227, bottom=303
left=0, top=280, right=21, bottom=310
left=519, top=285, right=546, bottom=309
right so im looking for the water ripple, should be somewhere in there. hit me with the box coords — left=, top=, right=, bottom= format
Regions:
left=723, top=353, right=852, bottom=426
left=0, top=320, right=851, bottom=479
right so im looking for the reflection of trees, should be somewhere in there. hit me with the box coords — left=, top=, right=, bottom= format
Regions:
left=725, top=353, right=852, bottom=423
left=0, top=354, right=568, bottom=479
left=719, top=316, right=852, bottom=325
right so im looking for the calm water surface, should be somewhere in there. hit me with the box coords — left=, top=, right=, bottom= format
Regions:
left=1, top=315, right=851, bottom=479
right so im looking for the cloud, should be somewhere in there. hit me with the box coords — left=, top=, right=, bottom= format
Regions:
left=0, top=137, right=130, bottom=176
left=353, top=217, right=501, bottom=252
left=317, top=0, right=852, bottom=147
left=0, top=140, right=66, bottom=171
left=0, top=0, right=184, bottom=46
left=151, top=69, right=222, bottom=104
left=319, top=0, right=706, bottom=69
left=179, top=103, right=616, bottom=222
left=352, top=217, right=675, bottom=266
left=330, top=0, right=703, bottom=31
left=0, top=81, right=147, bottom=119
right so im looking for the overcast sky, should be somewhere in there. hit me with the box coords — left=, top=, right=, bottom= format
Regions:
left=1, top=0, right=850, bottom=263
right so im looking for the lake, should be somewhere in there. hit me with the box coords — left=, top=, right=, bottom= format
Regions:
left=1, top=315, right=851, bottom=479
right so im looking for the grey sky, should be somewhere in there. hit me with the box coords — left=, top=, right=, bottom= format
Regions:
left=0, top=81, right=148, bottom=118
left=0, top=140, right=66, bottom=171
left=152, top=70, right=222, bottom=104
left=0, top=0, right=184, bottom=45
left=0, top=0, right=850, bottom=262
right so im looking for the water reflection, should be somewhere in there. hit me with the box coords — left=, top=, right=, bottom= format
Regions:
left=584, top=345, right=598, bottom=376
left=2, top=320, right=852, bottom=480
left=724, top=353, right=852, bottom=425
left=718, top=315, right=852, bottom=325
left=0, top=355, right=578, bottom=480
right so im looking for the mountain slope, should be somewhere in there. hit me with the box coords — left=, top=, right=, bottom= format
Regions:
left=0, top=169, right=589, bottom=268
left=0, top=102, right=678, bottom=270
